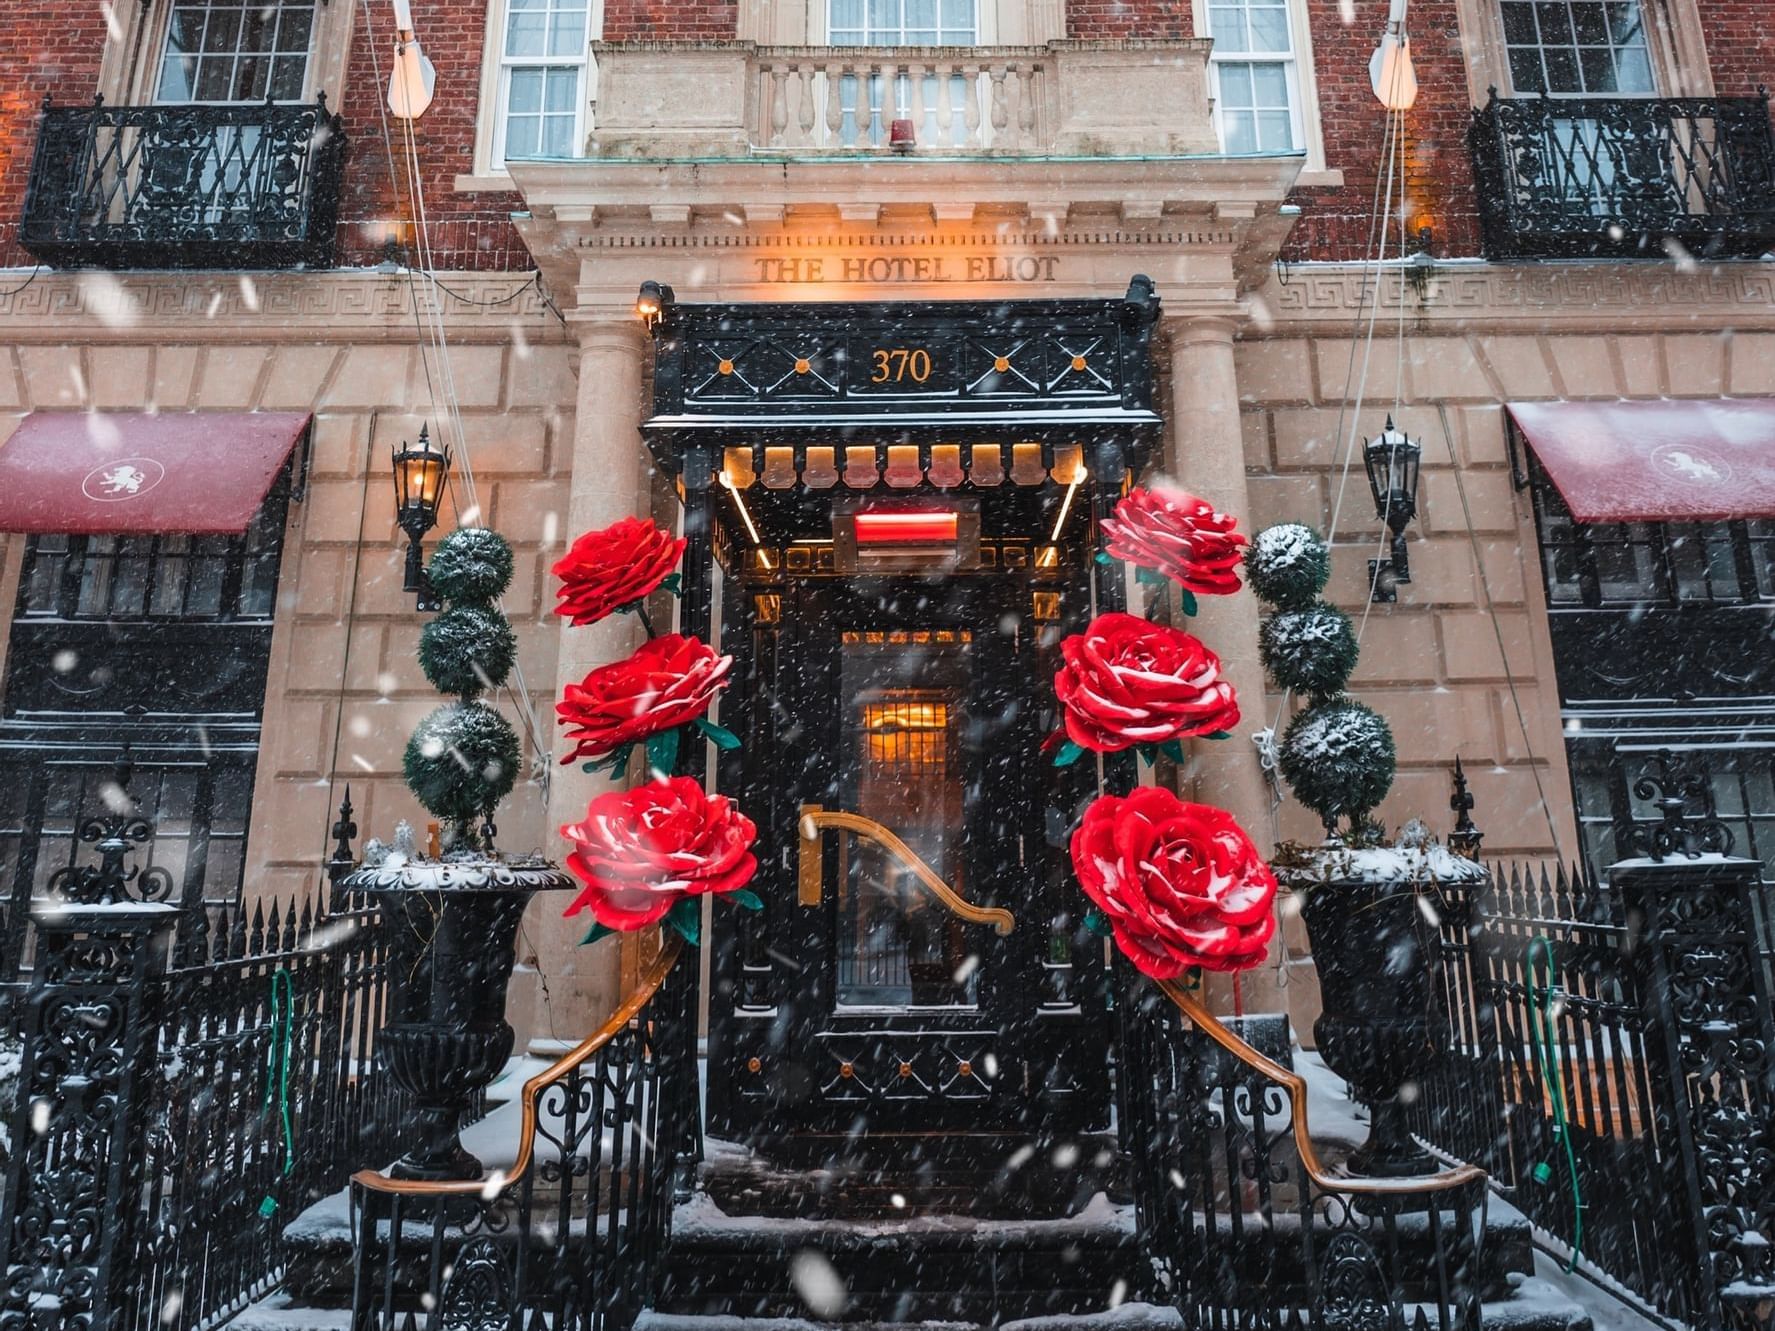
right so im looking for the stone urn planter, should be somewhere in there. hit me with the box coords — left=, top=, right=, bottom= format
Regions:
left=344, top=850, right=573, bottom=1181
left=1282, top=835, right=1488, bottom=1177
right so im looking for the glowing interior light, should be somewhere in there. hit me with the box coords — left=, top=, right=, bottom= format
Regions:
left=721, top=469, right=763, bottom=545
left=1048, top=466, right=1088, bottom=543
left=854, top=510, right=960, bottom=545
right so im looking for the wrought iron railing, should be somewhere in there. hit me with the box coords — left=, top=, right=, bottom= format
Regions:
left=1413, top=852, right=1775, bottom=1328
left=1119, top=969, right=1490, bottom=1331
left=1470, top=90, right=1775, bottom=259
left=349, top=934, right=700, bottom=1331
left=20, top=96, right=346, bottom=270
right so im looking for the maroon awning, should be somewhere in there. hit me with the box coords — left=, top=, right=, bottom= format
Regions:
left=1508, top=399, right=1775, bottom=523
left=0, top=412, right=309, bottom=534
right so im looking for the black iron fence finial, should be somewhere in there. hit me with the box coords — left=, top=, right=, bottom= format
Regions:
left=1449, top=755, right=1484, bottom=859
left=1628, top=748, right=1733, bottom=862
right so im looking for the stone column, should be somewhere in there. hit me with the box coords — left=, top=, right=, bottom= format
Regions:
left=1164, top=315, right=1285, bottom=1014
left=513, top=312, right=650, bottom=1046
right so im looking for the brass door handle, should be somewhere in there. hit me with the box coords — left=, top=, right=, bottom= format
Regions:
left=797, top=804, right=1015, bottom=936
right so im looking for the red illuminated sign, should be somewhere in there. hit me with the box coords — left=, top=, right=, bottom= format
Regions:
left=853, top=510, right=960, bottom=545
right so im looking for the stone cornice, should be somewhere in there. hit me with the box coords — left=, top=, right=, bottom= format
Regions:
left=0, top=270, right=569, bottom=343
left=1253, top=260, right=1775, bottom=335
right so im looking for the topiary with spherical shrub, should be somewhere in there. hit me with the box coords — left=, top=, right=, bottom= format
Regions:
left=1247, top=523, right=1396, bottom=838
left=402, top=527, right=524, bottom=850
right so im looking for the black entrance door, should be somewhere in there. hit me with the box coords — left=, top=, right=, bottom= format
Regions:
left=709, top=569, right=1109, bottom=1144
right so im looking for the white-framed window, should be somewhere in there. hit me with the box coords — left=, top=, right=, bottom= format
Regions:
left=1206, top=0, right=1301, bottom=155
left=1500, top=0, right=1655, bottom=95
left=828, top=0, right=978, bottom=45
left=155, top=0, right=318, bottom=104
left=493, top=0, right=592, bottom=168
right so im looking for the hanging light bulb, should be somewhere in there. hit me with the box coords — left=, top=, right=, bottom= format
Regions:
left=1369, top=0, right=1418, bottom=111
left=388, top=0, right=437, bottom=120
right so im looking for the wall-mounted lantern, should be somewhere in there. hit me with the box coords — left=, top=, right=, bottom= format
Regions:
left=1363, top=414, right=1421, bottom=603
left=393, top=424, right=450, bottom=611
left=636, top=279, right=674, bottom=328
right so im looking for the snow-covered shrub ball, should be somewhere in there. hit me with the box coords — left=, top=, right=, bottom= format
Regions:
left=1244, top=523, right=1330, bottom=611
left=427, top=527, right=514, bottom=605
left=419, top=604, right=517, bottom=697
left=1260, top=603, right=1358, bottom=700
left=403, top=701, right=521, bottom=827
left=1279, top=697, right=1396, bottom=833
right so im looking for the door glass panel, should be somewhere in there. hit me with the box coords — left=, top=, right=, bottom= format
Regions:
left=835, top=629, right=975, bottom=1009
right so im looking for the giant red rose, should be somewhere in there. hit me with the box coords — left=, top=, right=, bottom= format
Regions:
left=558, top=634, right=731, bottom=763
left=1101, top=485, right=1247, bottom=596
left=1070, top=788, right=1276, bottom=977
left=553, top=516, right=686, bottom=627
left=1054, top=612, right=1239, bottom=752
left=561, top=776, right=758, bottom=931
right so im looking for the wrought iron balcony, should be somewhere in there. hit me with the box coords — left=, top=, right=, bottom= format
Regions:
left=1470, top=90, right=1775, bottom=260
left=19, top=96, right=346, bottom=270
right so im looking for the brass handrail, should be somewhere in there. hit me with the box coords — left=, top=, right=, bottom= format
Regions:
left=1155, top=977, right=1485, bottom=1198
left=797, top=804, right=1015, bottom=936
left=353, top=932, right=685, bottom=1197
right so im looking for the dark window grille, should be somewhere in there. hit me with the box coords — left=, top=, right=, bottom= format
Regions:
left=18, top=483, right=287, bottom=622
left=1530, top=462, right=1774, bottom=609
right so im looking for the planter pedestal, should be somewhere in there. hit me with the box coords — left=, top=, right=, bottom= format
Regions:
left=344, top=855, right=574, bottom=1182
left=1291, top=849, right=1487, bottom=1178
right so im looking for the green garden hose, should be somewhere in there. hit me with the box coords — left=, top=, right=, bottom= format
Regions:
left=1526, top=937, right=1583, bottom=1271
left=259, top=967, right=296, bottom=1219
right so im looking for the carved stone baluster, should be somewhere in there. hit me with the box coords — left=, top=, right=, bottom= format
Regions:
left=825, top=59, right=845, bottom=147
left=795, top=63, right=816, bottom=146
left=855, top=60, right=877, bottom=147
left=1018, top=63, right=1039, bottom=149
left=988, top=65, right=1009, bottom=151
left=962, top=64, right=983, bottom=149
left=768, top=65, right=789, bottom=148
left=907, top=62, right=927, bottom=145
left=935, top=62, right=956, bottom=149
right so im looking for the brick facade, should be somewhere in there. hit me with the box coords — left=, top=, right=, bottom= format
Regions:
left=1281, top=0, right=1482, bottom=262
left=0, top=4, right=1766, bottom=270
left=0, top=7, right=113, bottom=270
left=1697, top=2, right=1775, bottom=98
left=603, top=0, right=739, bottom=39
left=1066, top=1, right=1192, bottom=39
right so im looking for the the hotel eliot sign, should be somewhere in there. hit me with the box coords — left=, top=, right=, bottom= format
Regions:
left=751, top=255, right=1064, bottom=286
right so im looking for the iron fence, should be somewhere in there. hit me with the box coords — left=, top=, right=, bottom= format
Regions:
left=20, top=96, right=346, bottom=270
left=1414, top=851, right=1775, bottom=1329
left=1470, top=90, right=1775, bottom=260
left=0, top=795, right=423, bottom=1331
left=1119, top=971, right=1489, bottom=1331
left=350, top=943, right=700, bottom=1331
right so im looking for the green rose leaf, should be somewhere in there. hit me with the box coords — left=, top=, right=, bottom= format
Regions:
left=1053, top=739, right=1087, bottom=768
left=1159, top=739, right=1187, bottom=763
left=582, top=743, right=634, bottom=779
left=1181, top=589, right=1200, bottom=617
left=667, top=897, right=702, bottom=945
left=694, top=718, right=743, bottom=751
left=660, top=572, right=683, bottom=597
left=1138, top=745, right=1156, bottom=768
left=1082, top=908, right=1114, bottom=939
left=1094, top=550, right=1114, bottom=566
left=1205, top=730, right=1232, bottom=741
left=645, top=727, right=681, bottom=777
left=1135, top=565, right=1165, bottom=586
left=579, top=921, right=617, bottom=947
left=728, top=889, right=764, bottom=912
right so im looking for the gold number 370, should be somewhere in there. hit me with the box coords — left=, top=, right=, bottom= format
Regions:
left=871, top=348, right=932, bottom=383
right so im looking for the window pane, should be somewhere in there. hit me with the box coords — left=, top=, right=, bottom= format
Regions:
left=1209, top=5, right=1248, bottom=51
left=1543, top=45, right=1580, bottom=91
left=1579, top=45, right=1616, bottom=92
left=1509, top=46, right=1547, bottom=92
left=1222, top=108, right=1258, bottom=154
left=831, top=0, right=864, bottom=36
left=1606, top=1, right=1643, bottom=43
left=941, top=0, right=974, bottom=38
left=507, top=9, right=547, bottom=56
left=277, top=9, right=314, bottom=53
left=1571, top=3, right=1607, bottom=43
left=1218, top=61, right=1255, bottom=107
left=545, top=68, right=578, bottom=112
left=1248, top=3, right=1292, bottom=53
left=1615, top=46, right=1652, bottom=91
left=541, top=114, right=576, bottom=157
left=550, top=9, right=587, bottom=56
left=1251, top=62, right=1290, bottom=107
left=1535, top=2, right=1574, bottom=44
left=1257, top=110, right=1295, bottom=150
left=508, top=68, right=544, bottom=114
left=1501, top=2, right=1538, bottom=43
left=160, top=1, right=317, bottom=105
